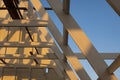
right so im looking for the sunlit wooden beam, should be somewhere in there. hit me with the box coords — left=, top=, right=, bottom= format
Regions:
left=107, top=55, right=120, bottom=73
left=47, top=0, right=117, bottom=79
left=0, top=19, right=47, bottom=27
left=0, top=54, right=57, bottom=59
left=0, top=42, right=53, bottom=48
left=63, top=0, right=70, bottom=14
left=0, top=59, right=57, bottom=68
left=106, top=0, right=120, bottom=16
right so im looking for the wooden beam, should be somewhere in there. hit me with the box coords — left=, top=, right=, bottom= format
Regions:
left=2, top=53, right=118, bottom=59
left=63, top=27, right=68, bottom=45
left=47, top=0, right=117, bottom=79
left=0, top=19, right=47, bottom=27
left=31, top=0, right=91, bottom=79
left=75, top=53, right=120, bottom=59
left=107, top=55, right=120, bottom=73
left=0, top=60, right=57, bottom=68
left=63, top=0, right=70, bottom=14
left=0, top=42, right=53, bottom=48
left=0, top=53, right=57, bottom=59
left=106, top=0, right=120, bottom=16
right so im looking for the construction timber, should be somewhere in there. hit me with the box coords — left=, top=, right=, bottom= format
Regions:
left=0, top=0, right=120, bottom=80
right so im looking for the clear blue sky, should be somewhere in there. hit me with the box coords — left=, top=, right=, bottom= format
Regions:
left=41, top=0, right=120, bottom=79
left=69, top=0, right=120, bottom=53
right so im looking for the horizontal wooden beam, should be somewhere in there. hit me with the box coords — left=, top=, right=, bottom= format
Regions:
left=107, top=55, right=120, bottom=73
left=106, top=0, right=120, bottom=16
left=0, top=53, right=119, bottom=60
left=75, top=53, right=120, bottom=59
left=0, top=54, right=57, bottom=59
left=0, top=42, right=53, bottom=48
left=0, top=19, right=48, bottom=27
left=0, top=60, right=57, bottom=68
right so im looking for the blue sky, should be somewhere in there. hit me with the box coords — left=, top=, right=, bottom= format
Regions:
left=41, top=0, right=120, bottom=79
left=69, top=0, right=120, bottom=53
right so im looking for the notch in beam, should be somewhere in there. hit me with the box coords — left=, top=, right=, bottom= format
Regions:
left=106, top=0, right=120, bottom=16
left=63, top=0, right=70, bottom=14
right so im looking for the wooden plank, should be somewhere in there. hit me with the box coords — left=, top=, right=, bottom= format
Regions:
left=0, top=19, right=47, bottom=27
left=0, top=68, right=3, bottom=80
left=0, top=27, right=9, bottom=55
left=4, top=53, right=119, bottom=60
left=0, top=53, right=57, bottom=59
left=47, top=0, right=117, bottom=79
left=46, top=69, right=64, bottom=80
left=106, top=0, right=120, bottom=16
left=31, top=69, right=46, bottom=80
left=31, top=0, right=90, bottom=79
left=0, top=42, right=53, bottom=48
left=16, top=68, right=30, bottom=80
left=6, top=27, right=20, bottom=57
left=75, top=53, right=120, bottom=59
left=107, top=55, right=120, bottom=73
left=2, top=68, right=16, bottom=80
left=63, top=0, right=70, bottom=14
left=0, top=59, right=57, bottom=68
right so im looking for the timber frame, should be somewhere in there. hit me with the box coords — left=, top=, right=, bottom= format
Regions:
left=0, top=0, right=119, bottom=80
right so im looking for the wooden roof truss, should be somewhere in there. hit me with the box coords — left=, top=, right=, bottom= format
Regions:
left=0, top=0, right=119, bottom=80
